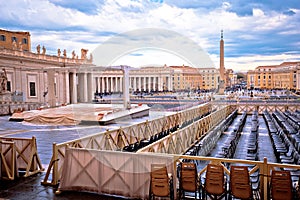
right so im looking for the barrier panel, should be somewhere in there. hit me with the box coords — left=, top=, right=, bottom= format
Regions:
left=56, top=149, right=300, bottom=200
left=212, top=101, right=300, bottom=114
left=0, top=140, right=17, bottom=180
left=57, top=148, right=176, bottom=199
left=0, top=136, right=44, bottom=178
left=42, top=103, right=215, bottom=185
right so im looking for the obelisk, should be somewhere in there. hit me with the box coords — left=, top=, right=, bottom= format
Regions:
left=219, top=30, right=225, bottom=95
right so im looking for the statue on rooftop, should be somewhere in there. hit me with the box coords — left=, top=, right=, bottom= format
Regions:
left=81, top=48, right=88, bottom=60
left=12, top=40, right=17, bottom=50
left=42, top=46, right=46, bottom=55
left=19, top=42, right=23, bottom=51
left=0, top=68, right=8, bottom=94
left=57, top=48, right=61, bottom=57
left=72, top=50, right=76, bottom=59
left=37, top=44, right=41, bottom=54
left=63, top=49, right=67, bottom=58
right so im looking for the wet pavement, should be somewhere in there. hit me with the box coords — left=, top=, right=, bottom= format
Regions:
left=0, top=113, right=160, bottom=200
left=0, top=110, right=285, bottom=199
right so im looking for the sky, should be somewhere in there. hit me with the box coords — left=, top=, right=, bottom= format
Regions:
left=1, top=0, right=300, bottom=71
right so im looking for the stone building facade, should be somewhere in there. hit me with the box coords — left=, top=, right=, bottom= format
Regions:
left=0, top=29, right=31, bottom=52
left=247, top=62, right=300, bottom=90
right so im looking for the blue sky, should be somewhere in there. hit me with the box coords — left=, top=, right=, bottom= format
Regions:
left=0, top=0, right=299, bottom=71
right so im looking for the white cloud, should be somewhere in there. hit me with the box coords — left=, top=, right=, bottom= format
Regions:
left=1, top=0, right=299, bottom=71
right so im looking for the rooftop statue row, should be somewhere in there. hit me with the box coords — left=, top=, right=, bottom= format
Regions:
left=0, top=45, right=93, bottom=64
left=36, top=45, right=91, bottom=61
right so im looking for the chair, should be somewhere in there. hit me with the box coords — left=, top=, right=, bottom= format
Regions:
left=203, top=164, right=227, bottom=200
left=149, top=164, right=174, bottom=200
left=270, top=170, right=293, bottom=200
left=229, top=166, right=252, bottom=200
left=179, top=162, right=200, bottom=199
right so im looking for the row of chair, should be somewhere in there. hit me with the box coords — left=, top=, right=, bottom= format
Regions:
left=272, top=110, right=297, bottom=134
left=263, top=110, right=300, bottom=166
left=246, top=112, right=259, bottom=161
left=182, top=110, right=240, bottom=163
left=159, top=161, right=294, bottom=200
left=215, top=112, right=247, bottom=159
left=123, top=127, right=176, bottom=152
left=283, top=110, right=300, bottom=131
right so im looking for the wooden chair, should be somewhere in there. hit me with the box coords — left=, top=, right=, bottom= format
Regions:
left=203, top=164, right=227, bottom=200
left=229, top=166, right=252, bottom=200
left=270, top=170, right=293, bottom=200
left=179, top=162, right=200, bottom=199
left=149, top=164, right=174, bottom=200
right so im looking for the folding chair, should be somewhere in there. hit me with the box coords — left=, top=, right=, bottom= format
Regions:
left=149, top=164, right=174, bottom=199
left=203, top=164, right=227, bottom=200
left=229, top=166, right=252, bottom=200
left=270, top=170, right=292, bottom=200
left=179, top=162, right=200, bottom=199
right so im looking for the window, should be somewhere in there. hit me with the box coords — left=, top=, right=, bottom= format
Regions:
left=29, top=82, right=36, bottom=96
left=258, top=75, right=260, bottom=79
left=11, top=36, right=17, bottom=42
left=22, top=38, right=27, bottom=44
left=269, top=75, right=271, bottom=79
left=0, top=35, right=5, bottom=41
left=7, top=81, right=11, bottom=92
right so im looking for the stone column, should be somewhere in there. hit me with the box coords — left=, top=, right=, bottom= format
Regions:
left=158, top=76, right=162, bottom=91
left=143, top=77, right=146, bottom=91
left=70, top=72, right=77, bottom=104
left=168, top=75, right=172, bottom=91
left=138, top=77, right=141, bottom=92
left=106, top=77, right=109, bottom=93
left=64, top=71, right=70, bottom=104
left=133, top=77, right=137, bottom=91
left=120, top=77, right=123, bottom=92
left=87, top=73, right=93, bottom=102
left=77, top=73, right=84, bottom=102
left=83, top=73, right=88, bottom=102
left=47, top=70, right=56, bottom=107
left=153, top=76, right=156, bottom=91
left=122, top=66, right=130, bottom=109
left=101, top=77, right=104, bottom=93
left=148, top=77, right=151, bottom=92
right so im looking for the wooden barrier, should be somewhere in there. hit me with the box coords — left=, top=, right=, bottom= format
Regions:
left=0, top=140, right=17, bottom=180
left=42, top=103, right=215, bottom=185
left=0, top=136, right=44, bottom=178
left=137, top=106, right=235, bottom=154
left=56, top=148, right=176, bottom=199
left=212, top=101, right=300, bottom=114
left=55, top=148, right=300, bottom=200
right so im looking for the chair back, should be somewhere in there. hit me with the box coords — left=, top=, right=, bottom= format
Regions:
left=180, top=162, right=197, bottom=192
left=271, top=170, right=292, bottom=200
left=150, top=164, right=170, bottom=197
left=205, top=164, right=225, bottom=195
left=230, top=166, right=252, bottom=199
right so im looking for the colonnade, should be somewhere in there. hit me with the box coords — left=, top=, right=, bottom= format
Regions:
left=69, top=72, right=173, bottom=103
left=93, top=75, right=172, bottom=94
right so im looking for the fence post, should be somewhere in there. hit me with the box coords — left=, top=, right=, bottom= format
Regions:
left=52, top=143, right=59, bottom=185
left=262, top=157, right=268, bottom=200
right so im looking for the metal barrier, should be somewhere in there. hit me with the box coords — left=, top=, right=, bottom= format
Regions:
left=42, top=103, right=217, bottom=185
left=0, top=136, right=44, bottom=179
